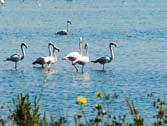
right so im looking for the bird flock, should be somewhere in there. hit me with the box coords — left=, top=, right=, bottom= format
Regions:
left=4, top=21, right=117, bottom=72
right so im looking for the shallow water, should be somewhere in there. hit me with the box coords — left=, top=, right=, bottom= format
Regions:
left=0, top=0, right=167, bottom=125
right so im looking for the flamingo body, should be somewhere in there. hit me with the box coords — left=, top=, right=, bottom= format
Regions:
left=32, top=56, right=56, bottom=66
left=62, top=52, right=80, bottom=61
left=72, top=56, right=89, bottom=65
left=56, top=30, right=67, bottom=35
left=5, top=54, right=22, bottom=62
left=91, top=56, right=112, bottom=64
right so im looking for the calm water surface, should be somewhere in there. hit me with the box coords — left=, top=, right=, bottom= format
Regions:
left=0, top=0, right=167, bottom=125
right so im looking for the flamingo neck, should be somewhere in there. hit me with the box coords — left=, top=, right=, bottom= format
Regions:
left=48, top=45, right=53, bottom=56
left=21, top=45, right=25, bottom=60
left=66, top=23, right=68, bottom=32
left=79, top=42, right=82, bottom=55
left=52, top=50, right=57, bottom=61
left=110, top=46, right=114, bottom=60
left=85, top=47, right=88, bottom=57
left=52, top=47, right=57, bottom=58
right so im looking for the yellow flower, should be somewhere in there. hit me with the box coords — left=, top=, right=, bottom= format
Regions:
left=96, top=91, right=105, bottom=98
left=77, top=96, right=88, bottom=104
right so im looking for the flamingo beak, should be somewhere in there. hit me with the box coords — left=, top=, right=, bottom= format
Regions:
left=79, top=37, right=83, bottom=42
left=84, top=43, right=88, bottom=49
left=24, top=43, right=28, bottom=48
left=55, top=47, right=60, bottom=52
left=48, top=42, right=54, bottom=47
left=113, top=43, right=117, bottom=47
left=21, top=42, right=28, bottom=48
left=110, top=42, right=117, bottom=47
left=67, top=21, right=72, bottom=24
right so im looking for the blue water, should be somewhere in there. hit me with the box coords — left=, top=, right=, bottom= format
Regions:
left=0, top=0, right=167, bottom=125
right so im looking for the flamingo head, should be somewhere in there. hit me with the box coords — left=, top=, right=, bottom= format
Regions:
left=67, top=20, right=72, bottom=24
left=109, top=42, right=117, bottom=47
left=48, top=42, right=59, bottom=52
left=79, top=37, right=83, bottom=42
left=21, top=42, right=28, bottom=48
left=48, top=42, right=55, bottom=48
left=53, top=46, right=60, bottom=52
left=84, top=43, right=89, bottom=49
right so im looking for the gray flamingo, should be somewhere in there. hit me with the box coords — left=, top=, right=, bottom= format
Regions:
left=5, top=42, right=28, bottom=69
left=91, top=42, right=117, bottom=71
left=56, top=20, right=72, bottom=35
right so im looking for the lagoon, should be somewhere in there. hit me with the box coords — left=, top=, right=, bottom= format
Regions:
left=0, top=0, right=167, bottom=125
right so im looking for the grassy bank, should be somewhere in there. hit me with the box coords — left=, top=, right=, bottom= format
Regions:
left=0, top=91, right=166, bottom=126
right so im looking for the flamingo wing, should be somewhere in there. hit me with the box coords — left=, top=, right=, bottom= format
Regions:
left=56, top=30, right=67, bottom=35
left=10, top=54, right=21, bottom=58
left=32, top=57, right=45, bottom=65
left=5, top=54, right=21, bottom=62
left=91, top=56, right=110, bottom=64
left=63, top=52, right=80, bottom=61
left=32, top=56, right=55, bottom=65
left=72, top=56, right=89, bottom=65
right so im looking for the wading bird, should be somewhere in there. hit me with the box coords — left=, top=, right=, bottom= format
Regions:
left=56, top=20, right=71, bottom=35
left=62, top=37, right=84, bottom=70
left=91, top=42, right=117, bottom=71
left=72, top=43, right=89, bottom=73
left=32, top=43, right=59, bottom=68
left=5, top=42, right=28, bottom=69
left=0, top=0, right=5, bottom=5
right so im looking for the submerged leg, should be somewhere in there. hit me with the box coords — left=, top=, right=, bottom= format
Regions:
left=73, top=64, right=78, bottom=72
left=102, top=64, right=104, bottom=71
left=48, top=63, right=51, bottom=68
left=82, top=65, right=84, bottom=73
left=15, top=63, right=17, bottom=70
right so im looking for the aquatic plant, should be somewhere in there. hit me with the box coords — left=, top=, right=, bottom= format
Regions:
left=50, top=116, right=66, bottom=126
left=8, top=94, right=65, bottom=126
left=2, top=91, right=167, bottom=126
left=9, top=94, right=47, bottom=126
left=0, top=117, right=6, bottom=126
left=75, top=91, right=123, bottom=126
left=148, top=93, right=167, bottom=126
left=125, top=97, right=144, bottom=126
left=74, top=91, right=145, bottom=126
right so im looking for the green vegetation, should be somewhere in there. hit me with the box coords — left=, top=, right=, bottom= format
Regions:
left=0, top=92, right=167, bottom=126
left=9, top=94, right=47, bottom=126
left=0, top=94, right=65, bottom=126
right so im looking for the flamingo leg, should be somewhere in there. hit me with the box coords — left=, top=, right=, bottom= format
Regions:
left=82, top=65, right=84, bottom=73
left=48, top=63, right=51, bottom=68
left=73, top=64, right=78, bottom=72
left=15, top=62, right=17, bottom=69
left=102, top=64, right=105, bottom=71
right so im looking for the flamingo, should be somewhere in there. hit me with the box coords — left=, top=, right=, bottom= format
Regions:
left=32, top=43, right=59, bottom=68
left=0, top=0, right=5, bottom=5
left=56, top=20, right=72, bottom=35
left=72, top=43, right=89, bottom=73
left=91, top=42, right=117, bottom=71
left=62, top=37, right=84, bottom=70
left=5, top=42, right=28, bottom=69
